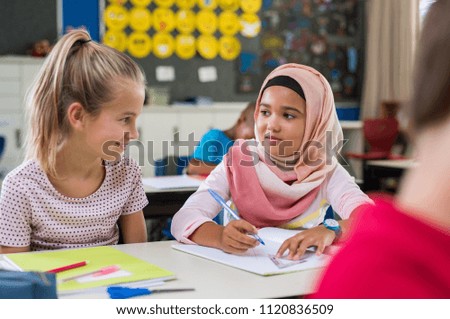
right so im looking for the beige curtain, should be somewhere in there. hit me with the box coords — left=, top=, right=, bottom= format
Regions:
left=361, top=0, right=420, bottom=120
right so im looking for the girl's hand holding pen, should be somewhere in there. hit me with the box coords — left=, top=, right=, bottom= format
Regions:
left=276, top=226, right=335, bottom=260
left=219, top=220, right=260, bottom=254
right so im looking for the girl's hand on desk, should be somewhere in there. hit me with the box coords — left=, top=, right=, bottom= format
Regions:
left=276, top=226, right=335, bottom=260
left=219, top=220, right=259, bottom=254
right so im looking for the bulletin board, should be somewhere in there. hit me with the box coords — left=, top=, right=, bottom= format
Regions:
left=250, top=0, right=365, bottom=101
left=97, top=0, right=261, bottom=102
left=102, top=0, right=262, bottom=61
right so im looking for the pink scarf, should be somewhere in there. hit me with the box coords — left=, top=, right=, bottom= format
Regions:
left=225, top=64, right=343, bottom=228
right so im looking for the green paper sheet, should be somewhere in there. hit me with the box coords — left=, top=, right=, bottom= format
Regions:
left=5, top=246, right=174, bottom=292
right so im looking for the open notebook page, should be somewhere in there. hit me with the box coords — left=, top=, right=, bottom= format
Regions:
left=257, top=227, right=301, bottom=245
left=173, top=227, right=329, bottom=276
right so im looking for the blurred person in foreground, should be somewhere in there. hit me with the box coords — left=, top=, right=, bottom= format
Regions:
left=313, top=0, right=450, bottom=298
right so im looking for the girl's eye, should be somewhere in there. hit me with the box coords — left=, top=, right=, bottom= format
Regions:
left=121, top=117, right=131, bottom=124
left=284, top=113, right=295, bottom=119
left=260, top=110, right=270, bottom=116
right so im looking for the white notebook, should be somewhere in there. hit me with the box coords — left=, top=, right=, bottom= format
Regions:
left=172, top=227, right=331, bottom=276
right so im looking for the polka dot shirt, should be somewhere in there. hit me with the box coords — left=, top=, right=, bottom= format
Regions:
left=0, top=157, right=148, bottom=251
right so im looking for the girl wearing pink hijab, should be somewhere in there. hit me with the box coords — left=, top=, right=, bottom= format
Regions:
left=172, top=63, right=372, bottom=258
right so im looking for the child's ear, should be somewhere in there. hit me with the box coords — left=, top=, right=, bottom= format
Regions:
left=66, top=102, right=87, bottom=129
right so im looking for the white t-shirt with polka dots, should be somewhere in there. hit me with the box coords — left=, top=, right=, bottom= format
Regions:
left=0, top=157, right=148, bottom=251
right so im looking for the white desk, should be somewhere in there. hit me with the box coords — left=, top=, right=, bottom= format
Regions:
left=1, top=241, right=324, bottom=299
left=366, top=159, right=416, bottom=170
left=142, top=176, right=200, bottom=219
left=340, top=121, right=364, bottom=181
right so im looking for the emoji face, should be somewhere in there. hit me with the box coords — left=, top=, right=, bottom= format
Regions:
left=218, top=0, right=239, bottom=11
left=176, top=10, right=196, bottom=34
left=153, top=8, right=176, bottom=32
left=219, top=11, right=240, bottom=36
left=196, top=10, right=218, bottom=35
left=219, top=36, right=241, bottom=60
left=104, top=5, right=129, bottom=31
left=127, top=32, right=152, bottom=58
left=129, top=7, right=152, bottom=31
left=175, top=34, right=196, bottom=59
left=197, top=35, right=218, bottom=59
left=240, top=0, right=262, bottom=13
left=153, top=32, right=175, bottom=59
left=240, top=13, right=261, bottom=38
left=111, top=0, right=129, bottom=5
left=155, top=0, right=175, bottom=7
left=102, top=30, right=128, bottom=52
left=176, top=0, right=196, bottom=9
left=197, top=0, right=218, bottom=10
left=130, top=0, right=151, bottom=6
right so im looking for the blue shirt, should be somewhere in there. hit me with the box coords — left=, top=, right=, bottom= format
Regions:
left=192, top=129, right=233, bottom=165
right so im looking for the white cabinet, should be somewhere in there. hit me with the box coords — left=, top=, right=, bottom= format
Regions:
left=0, top=113, right=24, bottom=180
left=135, top=103, right=247, bottom=177
left=0, top=56, right=44, bottom=111
left=134, top=111, right=179, bottom=177
left=0, top=56, right=44, bottom=181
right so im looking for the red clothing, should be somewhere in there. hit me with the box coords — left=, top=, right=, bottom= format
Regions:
left=312, top=197, right=450, bottom=298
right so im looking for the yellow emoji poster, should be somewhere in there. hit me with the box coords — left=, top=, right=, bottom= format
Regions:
left=129, top=7, right=152, bottom=31
left=196, top=10, right=218, bottom=35
left=153, top=7, right=176, bottom=32
left=218, top=10, right=240, bottom=36
left=175, top=34, right=196, bottom=59
left=176, top=10, right=196, bottom=34
left=153, top=32, right=175, bottom=58
left=104, top=5, right=129, bottom=31
left=127, top=31, right=152, bottom=58
left=197, top=35, right=218, bottom=59
left=103, top=30, right=128, bottom=52
left=219, top=35, right=241, bottom=60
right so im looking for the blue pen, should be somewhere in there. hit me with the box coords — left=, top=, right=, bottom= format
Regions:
left=207, top=189, right=265, bottom=245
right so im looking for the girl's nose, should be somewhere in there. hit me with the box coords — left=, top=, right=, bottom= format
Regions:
left=128, top=125, right=139, bottom=140
left=267, top=116, right=281, bottom=132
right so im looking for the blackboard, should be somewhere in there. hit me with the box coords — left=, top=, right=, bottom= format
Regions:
left=0, top=0, right=57, bottom=56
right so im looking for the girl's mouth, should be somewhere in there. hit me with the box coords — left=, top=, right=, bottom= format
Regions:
left=264, top=133, right=281, bottom=145
left=115, top=141, right=128, bottom=150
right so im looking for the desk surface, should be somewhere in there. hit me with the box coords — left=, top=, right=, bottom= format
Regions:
left=144, top=185, right=198, bottom=193
left=143, top=175, right=202, bottom=193
left=1, top=241, right=324, bottom=299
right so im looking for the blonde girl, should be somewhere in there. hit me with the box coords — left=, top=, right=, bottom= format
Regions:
left=0, top=30, right=148, bottom=253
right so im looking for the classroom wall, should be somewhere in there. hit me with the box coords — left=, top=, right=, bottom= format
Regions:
left=0, top=1, right=363, bottom=104
left=0, top=0, right=259, bottom=103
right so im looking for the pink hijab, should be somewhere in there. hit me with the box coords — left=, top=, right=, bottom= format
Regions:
left=225, top=64, right=343, bottom=227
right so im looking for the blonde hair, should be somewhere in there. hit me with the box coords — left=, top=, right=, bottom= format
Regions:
left=25, top=29, right=146, bottom=177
